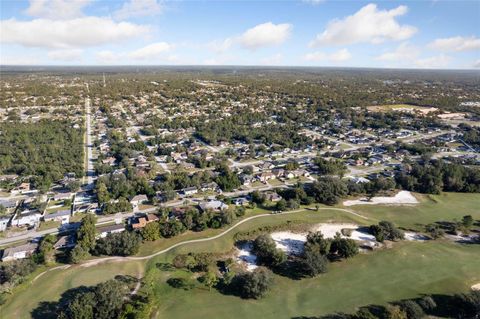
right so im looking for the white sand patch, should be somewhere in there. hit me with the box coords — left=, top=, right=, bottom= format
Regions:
left=445, top=233, right=478, bottom=243
left=313, top=223, right=378, bottom=247
left=471, top=283, right=480, bottom=291
left=404, top=232, right=429, bottom=241
left=235, top=242, right=258, bottom=271
left=235, top=223, right=429, bottom=271
left=270, top=223, right=379, bottom=255
left=343, top=191, right=418, bottom=206
left=270, top=232, right=307, bottom=255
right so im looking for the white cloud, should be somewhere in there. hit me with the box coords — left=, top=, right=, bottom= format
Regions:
left=428, top=36, right=480, bottom=52
left=114, top=0, right=164, bottom=20
left=415, top=54, right=450, bottom=68
left=474, top=60, right=480, bottom=68
left=96, top=50, right=119, bottom=64
left=25, top=0, right=91, bottom=20
left=47, top=49, right=83, bottom=61
left=376, top=42, right=420, bottom=63
left=375, top=43, right=452, bottom=69
left=304, top=48, right=352, bottom=63
left=1, top=17, right=149, bottom=49
left=329, top=48, right=352, bottom=62
left=310, top=3, right=417, bottom=47
left=238, top=22, right=292, bottom=50
left=128, top=42, right=173, bottom=60
left=95, top=43, right=175, bottom=63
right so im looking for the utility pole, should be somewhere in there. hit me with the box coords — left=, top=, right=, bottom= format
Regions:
left=103, top=72, right=106, bottom=88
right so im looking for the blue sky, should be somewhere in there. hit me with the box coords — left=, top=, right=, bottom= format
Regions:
left=1, top=0, right=479, bottom=68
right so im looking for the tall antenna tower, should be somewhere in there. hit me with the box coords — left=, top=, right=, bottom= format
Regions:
left=103, top=72, right=106, bottom=88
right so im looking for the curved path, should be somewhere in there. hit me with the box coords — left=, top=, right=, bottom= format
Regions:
left=32, top=207, right=367, bottom=282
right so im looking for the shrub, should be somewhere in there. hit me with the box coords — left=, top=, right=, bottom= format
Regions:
left=252, top=235, right=286, bottom=267
left=167, top=278, right=195, bottom=290
left=301, top=249, right=328, bottom=277
left=417, top=296, right=436, bottom=311
left=232, top=268, right=273, bottom=299
left=398, top=300, right=424, bottom=319
left=330, top=234, right=359, bottom=259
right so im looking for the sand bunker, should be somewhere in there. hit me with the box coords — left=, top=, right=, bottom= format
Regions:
left=235, top=223, right=427, bottom=271
left=270, top=232, right=307, bottom=255
left=270, top=225, right=379, bottom=255
left=343, top=191, right=419, bottom=206
left=236, top=242, right=258, bottom=271
left=471, top=283, right=480, bottom=291
left=404, top=232, right=429, bottom=241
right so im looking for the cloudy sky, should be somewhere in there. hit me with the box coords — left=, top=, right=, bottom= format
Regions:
left=1, top=0, right=479, bottom=68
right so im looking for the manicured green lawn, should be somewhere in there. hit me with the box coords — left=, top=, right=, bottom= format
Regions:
left=347, top=192, right=480, bottom=230
left=1, top=260, right=144, bottom=319
left=147, top=241, right=480, bottom=319
left=1, top=192, right=479, bottom=318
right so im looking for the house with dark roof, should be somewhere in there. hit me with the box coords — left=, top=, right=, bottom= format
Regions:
left=97, top=224, right=126, bottom=238
left=43, top=210, right=71, bottom=224
left=54, top=235, right=76, bottom=250
left=1, top=242, right=38, bottom=261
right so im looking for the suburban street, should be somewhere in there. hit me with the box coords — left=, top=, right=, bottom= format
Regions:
left=84, top=96, right=95, bottom=190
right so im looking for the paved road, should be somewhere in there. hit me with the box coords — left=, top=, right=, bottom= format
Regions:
left=84, top=96, right=95, bottom=190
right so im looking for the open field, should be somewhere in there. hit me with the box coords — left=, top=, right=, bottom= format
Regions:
left=1, top=192, right=479, bottom=318
left=366, top=104, right=438, bottom=114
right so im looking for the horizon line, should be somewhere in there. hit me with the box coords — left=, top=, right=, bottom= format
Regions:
left=1, top=64, right=479, bottom=72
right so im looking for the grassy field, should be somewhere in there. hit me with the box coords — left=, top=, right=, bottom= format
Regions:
left=347, top=192, right=480, bottom=231
left=1, top=260, right=144, bottom=319
left=148, top=242, right=480, bottom=319
left=1, top=192, right=479, bottom=318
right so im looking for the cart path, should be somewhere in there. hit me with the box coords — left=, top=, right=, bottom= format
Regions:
left=31, top=207, right=368, bottom=282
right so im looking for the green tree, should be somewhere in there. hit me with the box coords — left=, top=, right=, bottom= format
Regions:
left=252, top=234, right=286, bottom=267
left=67, top=180, right=81, bottom=192
left=233, top=267, right=273, bottom=299
left=202, top=271, right=218, bottom=291
left=94, top=280, right=128, bottom=319
left=251, top=191, right=265, bottom=204
left=330, top=233, right=359, bottom=259
left=37, top=234, right=56, bottom=265
left=275, top=199, right=287, bottom=211
left=141, top=222, right=161, bottom=241
left=96, top=182, right=110, bottom=205
left=309, top=177, right=347, bottom=205
left=304, top=231, right=331, bottom=255
left=77, top=214, right=97, bottom=251
left=462, top=215, right=474, bottom=229
left=95, top=231, right=141, bottom=256
left=314, top=157, right=347, bottom=176
left=425, top=224, right=444, bottom=239
left=301, top=249, right=328, bottom=277
left=69, top=245, right=90, bottom=264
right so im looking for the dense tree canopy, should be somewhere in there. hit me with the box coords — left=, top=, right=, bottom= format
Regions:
left=0, top=120, right=84, bottom=190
